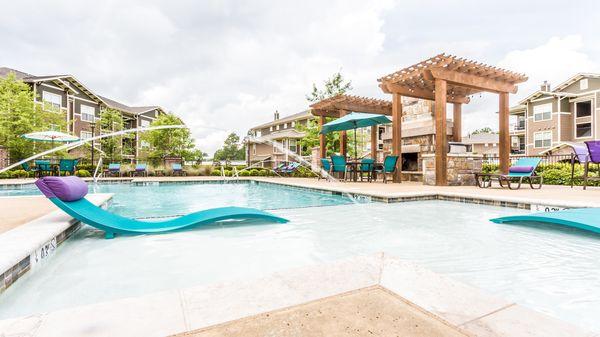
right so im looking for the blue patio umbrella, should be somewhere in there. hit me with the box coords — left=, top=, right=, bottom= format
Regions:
left=320, top=112, right=391, bottom=159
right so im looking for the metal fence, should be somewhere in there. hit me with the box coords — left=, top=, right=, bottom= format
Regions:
left=482, top=154, right=575, bottom=166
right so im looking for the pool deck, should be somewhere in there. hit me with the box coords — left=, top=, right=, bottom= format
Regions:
left=0, top=253, right=595, bottom=337
left=1, top=177, right=599, bottom=336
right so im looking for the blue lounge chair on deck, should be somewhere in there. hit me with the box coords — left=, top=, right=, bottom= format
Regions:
left=279, top=162, right=300, bottom=175
left=105, top=163, right=121, bottom=177
left=475, top=157, right=543, bottom=189
left=131, top=163, right=148, bottom=177
left=35, top=176, right=288, bottom=239
left=171, top=163, right=186, bottom=176
left=491, top=208, right=600, bottom=235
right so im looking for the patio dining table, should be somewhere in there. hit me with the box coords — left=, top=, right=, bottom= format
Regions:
left=345, top=161, right=382, bottom=182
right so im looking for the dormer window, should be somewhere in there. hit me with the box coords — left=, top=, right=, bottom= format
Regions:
left=580, top=78, right=589, bottom=90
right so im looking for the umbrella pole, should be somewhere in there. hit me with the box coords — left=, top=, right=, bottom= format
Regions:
left=354, top=128, right=358, bottom=161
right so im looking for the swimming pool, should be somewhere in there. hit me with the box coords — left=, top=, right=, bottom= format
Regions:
left=1, top=181, right=599, bottom=333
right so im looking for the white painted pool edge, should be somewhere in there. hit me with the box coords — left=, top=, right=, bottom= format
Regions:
left=0, top=194, right=113, bottom=292
left=0, top=253, right=594, bottom=337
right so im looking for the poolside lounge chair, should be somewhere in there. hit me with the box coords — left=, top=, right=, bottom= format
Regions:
left=475, top=157, right=543, bottom=189
left=490, top=208, right=600, bottom=235
left=58, top=159, right=78, bottom=176
left=374, top=155, right=399, bottom=183
left=130, top=163, right=148, bottom=177
left=319, top=158, right=331, bottom=180
left=358, top=158, right=375, bottom=182
left=171, top=163, right=186, bottom=176
left=278, top=162, right=301, bottom=176
left=35, top=176, right=288, bottom=239
left=330, top=155, right=348, bottom=181
left=105, top=163, right=121, bottom=177
left=583, top=140, right=600, bottom=190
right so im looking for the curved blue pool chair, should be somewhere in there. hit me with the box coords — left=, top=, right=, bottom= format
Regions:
left=35, top=176, right=289, bottom=239
left=491, top=208, right=600, bottom=235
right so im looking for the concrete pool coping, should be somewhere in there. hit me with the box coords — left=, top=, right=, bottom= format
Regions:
left=0, top=253, right=594, bottom=337
left=0, top=193, right=113, bottom=293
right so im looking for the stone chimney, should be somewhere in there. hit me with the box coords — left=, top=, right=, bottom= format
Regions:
left=274, top=110, right=280, bottom=120
left=540, top=80, right=551, bottom=92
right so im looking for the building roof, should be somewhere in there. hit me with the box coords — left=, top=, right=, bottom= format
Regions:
left=250, top=110, right=312, bottom=130
left=1, top=66, right=165, bottom=116
left=518, top=73, right=600, bottom=105
left=250, top=129, right=306, bottom=143
left=98, top=95, right=163, bottom=116
left=462, top=133, right=499, bottom=144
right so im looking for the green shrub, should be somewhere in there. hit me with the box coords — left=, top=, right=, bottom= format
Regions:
left=12, top=169, right=29, bottom=178
left=0, top=171, right=10, bottom=179
left=482, top=163, right=499, bottom=174
left=75, top=169, right=92, bottom=177
left=238, top=170, right=251, bottom=176
left=248, top=169, right=259, bottom=176
left=210, top=169, right=221, bottom=176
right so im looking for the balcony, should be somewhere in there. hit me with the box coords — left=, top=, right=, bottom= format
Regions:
left=510, top=123, right=526, bottom=134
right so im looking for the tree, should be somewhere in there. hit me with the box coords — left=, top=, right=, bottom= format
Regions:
left=306, top=71, right=353, bottom=102
left=213, top=132, right=245, bottom=162
left=471, top=127, right=497, bottom=134
left=99, top=108, right=124, bottom=162
left=142, top=113, right=199, bottom=164
left=298, top=71, right=353, bottom=155
left=0, top=72, right=66, bottom=161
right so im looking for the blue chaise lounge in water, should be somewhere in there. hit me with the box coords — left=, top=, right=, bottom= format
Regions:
left=35, top=176, right=289, bottom=239
left=491, top=208, right=600, bottom=235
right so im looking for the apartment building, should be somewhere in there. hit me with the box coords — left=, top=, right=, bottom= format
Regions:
left=0, top=67, right=165, bottom=161
left=246, top=110, right=313, bottom=167
left=510, top=74, right=600, bottom=155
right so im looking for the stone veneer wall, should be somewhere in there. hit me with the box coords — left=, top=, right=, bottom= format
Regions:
left=422, top=153, right=483, bottom=186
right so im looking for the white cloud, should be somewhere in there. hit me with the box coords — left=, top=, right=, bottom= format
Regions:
left=499, top=35, right=600, bottom=99
left=462, top=35, right=600, bottom=134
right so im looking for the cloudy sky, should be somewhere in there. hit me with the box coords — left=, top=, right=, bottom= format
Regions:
left=2, top=0, right=599, bottom=153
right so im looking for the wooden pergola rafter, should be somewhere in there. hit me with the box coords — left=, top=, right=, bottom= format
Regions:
left=310, top=94, right=392, bottom=160
left=378, top=53, right=528, bottom=184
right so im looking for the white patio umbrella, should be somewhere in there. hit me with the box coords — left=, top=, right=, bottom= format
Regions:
left=21, top=131, right=79, bottom=144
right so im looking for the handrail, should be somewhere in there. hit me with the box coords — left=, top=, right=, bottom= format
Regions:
left=93, top=156, right=103, bottom=183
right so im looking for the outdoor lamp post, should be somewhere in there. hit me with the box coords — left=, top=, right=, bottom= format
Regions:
left=90, top=122, right=96, bottom=166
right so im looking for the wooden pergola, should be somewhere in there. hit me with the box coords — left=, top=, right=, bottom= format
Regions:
left=310, top=94, right=392, bottom=160
left=378, top=54, right=528, bottom=185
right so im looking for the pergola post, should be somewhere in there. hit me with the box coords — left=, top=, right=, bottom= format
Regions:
left=452, top=103, right=462, bottom=142
left=371, top=125, right=378, bottom=161
left=499, top=92, right=510, bottom=174
left=339, top=109, right=348, bottom=157
left=392, top=93, right=402, bottom=182
left=434, top=78, right=448, bottom=186
left=319, top=116, right=326, bottom=159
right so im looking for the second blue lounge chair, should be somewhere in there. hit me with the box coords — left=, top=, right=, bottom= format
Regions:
left=475, top=157, right=543, bottom=189
left=35, top=176, right=288, bottom=239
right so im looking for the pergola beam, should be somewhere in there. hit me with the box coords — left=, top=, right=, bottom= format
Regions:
left=380, top=83, right=470, bottom=104
left=427, top=68, right=518, bottom=94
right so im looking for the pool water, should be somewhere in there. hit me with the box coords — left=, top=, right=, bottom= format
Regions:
left=1, top=183, right=600, bottom=333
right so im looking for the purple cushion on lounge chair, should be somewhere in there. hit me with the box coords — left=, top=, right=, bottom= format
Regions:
left=509, top=166, right=533, bottom=173
left=38, top=176, right=88, bottom=201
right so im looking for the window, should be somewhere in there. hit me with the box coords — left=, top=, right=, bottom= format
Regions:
left=80, top=104, right=95, bottom=122
left=576, top=123, right=592, bottom=138
left=42, top=91, right=62, bottom=112
left=533, top=103, right=552, bottom=121
left=576, top=101, right=592, bottom=118
left=291, top=121, right=296, bottom=127
left=273, top=140, right=283, bottom=154
left=276, top=124, right=280, bottom=130
left=269, top=126, right=273, bottom=132
left=289, top=139, right=297, bottom=153
left=284, top=123, right=288, bottom=129
left=534, top=131, right=552, bottom=148
left=140, top=119, right=150, bottom=128
left=80, top=131, right=92, bottom=140
left=580, top=79, right=589, bottom=90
